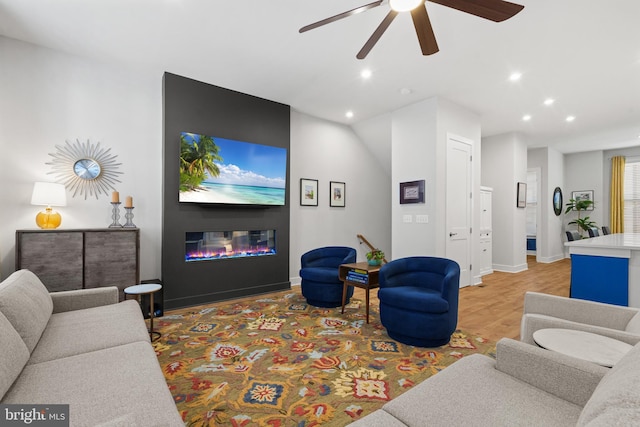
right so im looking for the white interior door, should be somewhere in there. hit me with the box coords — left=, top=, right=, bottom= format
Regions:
left=446, top=136, right=472, bottom=287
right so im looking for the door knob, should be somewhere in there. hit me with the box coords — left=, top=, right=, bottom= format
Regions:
left=449, top=232, right=457, bottom=237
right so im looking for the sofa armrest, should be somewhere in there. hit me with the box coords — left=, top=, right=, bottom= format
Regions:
left=521, top=313, right=640, bottom=346
left=523, top=292, right=638, bottom=330
left=50, top=287, right=119, bottom=313
left=496, top=338, right=608, bottom=407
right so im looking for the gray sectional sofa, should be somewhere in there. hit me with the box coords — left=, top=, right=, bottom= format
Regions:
left=0, top=269, right=182, bottom=426
left=349, top=298, right=640, bottom=426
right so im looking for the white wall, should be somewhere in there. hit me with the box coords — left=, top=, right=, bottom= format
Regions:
left=0, top=36, right=163, bottom=280
left=546, top=148, right=565, bottom=260
left=0, top=36, right=391, bottom=286
left=564, top=151, right=604, bottom=236
left=289, top=111, right=391, bottom=283
left=481, top=133, right=528, bottom=272
left=528, top=147, right=565, bottom=262
left=391, top=98, right=438, bottom=258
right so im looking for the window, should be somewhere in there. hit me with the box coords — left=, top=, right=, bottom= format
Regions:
left=624, top=159, right=640, bottom=232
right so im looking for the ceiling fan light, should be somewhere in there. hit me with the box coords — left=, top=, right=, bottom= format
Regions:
left=390, top=0, right=423, bottom=12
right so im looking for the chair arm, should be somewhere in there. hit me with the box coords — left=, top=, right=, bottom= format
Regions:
left=50, top=287, right=119, bottom=313
left=521, top=313, right=640, bottom=346
left=496, top=338, right=608, bottom=407
left=523, top=292, right=638, bottom=330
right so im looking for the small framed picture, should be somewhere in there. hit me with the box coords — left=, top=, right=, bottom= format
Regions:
left=400, top=180, right=425, bottom=204
left=300, top=178, right=318, bottom=206
left=329, top=181, right=346, bottom=207
left=517, top=182, right=527, bottom=208
left=571, top=190, right=594, bottom=211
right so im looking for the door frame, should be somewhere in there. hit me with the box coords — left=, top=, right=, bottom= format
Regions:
left=445, top=133, right=474, bottom=288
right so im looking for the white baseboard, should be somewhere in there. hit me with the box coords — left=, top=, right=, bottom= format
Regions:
left=536, top=254, right=565, bottom=264
left=492, top=263, right=528, bottom=273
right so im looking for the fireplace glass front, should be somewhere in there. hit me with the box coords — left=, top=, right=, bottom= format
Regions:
left=185, top=230, right=276, bottom=262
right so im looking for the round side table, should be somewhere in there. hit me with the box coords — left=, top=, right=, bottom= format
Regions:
left=124, top=283, right=162, bottom=341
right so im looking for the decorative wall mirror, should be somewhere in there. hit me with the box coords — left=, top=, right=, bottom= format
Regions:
left=47, top=139, right=122, bottom=199
left=553, top=187, right=563, bottom=216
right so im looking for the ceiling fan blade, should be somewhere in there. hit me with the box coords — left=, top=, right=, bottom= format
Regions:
left=411, top=5, right=439, bottom=55
left=357, top=10, right=398, bottom=60
left=428, top=0, right=524, bottom=22
left=299, top=0, right=383, bottom=33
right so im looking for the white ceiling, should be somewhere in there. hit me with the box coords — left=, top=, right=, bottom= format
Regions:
left=1, top=0, right=639, bottom=157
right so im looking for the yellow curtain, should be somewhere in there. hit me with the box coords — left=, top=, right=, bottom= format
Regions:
left=610, top=156, right=625, bottom=233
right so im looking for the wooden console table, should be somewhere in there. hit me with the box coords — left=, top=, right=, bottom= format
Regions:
left=339, top=262, right=381, bottom=323
left=16, top=228, right=139, bottom=300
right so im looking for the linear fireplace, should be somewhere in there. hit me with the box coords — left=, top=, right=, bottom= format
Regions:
left=185, top=230, right=276, bottom=262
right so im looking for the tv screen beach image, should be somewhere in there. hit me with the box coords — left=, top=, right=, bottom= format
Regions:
left=179, top=132, right=287, bottom=205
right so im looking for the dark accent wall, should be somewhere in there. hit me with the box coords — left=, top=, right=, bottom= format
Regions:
left=162, top=73, right=290, bottom=309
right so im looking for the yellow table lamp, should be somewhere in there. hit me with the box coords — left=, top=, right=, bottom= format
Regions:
left=31, top=182, right=67, bottom=229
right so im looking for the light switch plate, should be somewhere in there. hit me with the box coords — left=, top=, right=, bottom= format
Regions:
left=416, top=215, right=429, bottom=223
left=403, top=214, right=413, bottom=223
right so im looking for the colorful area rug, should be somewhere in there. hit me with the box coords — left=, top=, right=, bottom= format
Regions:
left=154, top=292, right=495, bottom=426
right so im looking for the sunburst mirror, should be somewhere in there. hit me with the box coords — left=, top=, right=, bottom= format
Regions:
left=46, top=139, right=123, bottom=199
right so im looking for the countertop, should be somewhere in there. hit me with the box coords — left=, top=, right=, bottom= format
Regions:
left=565, top=233, right=640, bottom=250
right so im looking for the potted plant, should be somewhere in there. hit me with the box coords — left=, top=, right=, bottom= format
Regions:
left=565, top=198, right=596, bottom=238
left=366, top=249, right=385, bottom=266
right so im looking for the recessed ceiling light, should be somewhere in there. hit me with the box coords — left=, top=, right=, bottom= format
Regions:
left=522, top=115, right=532, bottom=121
left=360, top=69, right=372, bottom=79
left=345, top=111, right=354, bottom=119
left=399, top=88, right=412, bottom=95
left=509, top=72, right=522, bottom=82
left=566, top=116, right=576, bottom=122
left=543, top=98, right=555, bottom=106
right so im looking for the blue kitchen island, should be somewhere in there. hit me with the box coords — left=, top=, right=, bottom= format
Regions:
left=565, top=233, right=640, bottom=307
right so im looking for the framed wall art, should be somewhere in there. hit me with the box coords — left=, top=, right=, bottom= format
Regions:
left=517, top=182, right=527, bottom=208
left=571, top=190, right=594, bottom=211
left=300, top=178, right=318, bottom=206
left=400, top=180, right=425, bottom=204
left=329, top=181, right=345, bottom=207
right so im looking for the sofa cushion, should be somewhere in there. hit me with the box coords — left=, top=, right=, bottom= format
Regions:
left=0, top=311, right=30, bottom=400
left=0, top=270, right=53, bottom=353
left=578, top=341, right=640, bottom=425
left=381, top=354, right=580, bottom=427
left=28, top=300, right=150, bottom=365
left=299, top=267, right=341, bottom=284
left=2, top=341, right=183, bottom=426
left=378, top=286, right=448, bottom=313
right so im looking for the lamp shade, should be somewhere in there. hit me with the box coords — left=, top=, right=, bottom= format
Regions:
left=31, top=182, right=67, bottom=207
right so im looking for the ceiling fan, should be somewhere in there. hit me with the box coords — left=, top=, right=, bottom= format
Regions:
left=299, top=0, right=524, bottom=59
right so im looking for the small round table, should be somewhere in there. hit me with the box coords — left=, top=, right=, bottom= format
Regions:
left=533, top=328, right=633, bottom=367
left=124, top=283, right=162, bottom=341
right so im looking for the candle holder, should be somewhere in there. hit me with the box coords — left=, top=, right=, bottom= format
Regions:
left=123, top=206, right=136, bottom=228
left=109, top=202, right=123, bottom=228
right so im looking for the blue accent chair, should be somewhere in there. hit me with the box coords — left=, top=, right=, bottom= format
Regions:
left=378, top=256, right=460, bottom=347
left=299, top=246, right=357, bottom=307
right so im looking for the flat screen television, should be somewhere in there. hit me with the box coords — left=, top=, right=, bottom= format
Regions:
left=179, top=132, right=287, bottom=206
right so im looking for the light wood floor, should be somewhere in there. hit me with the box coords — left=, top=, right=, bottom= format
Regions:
left=352, top=255, right=571, bottom=342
